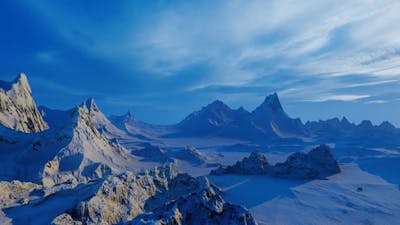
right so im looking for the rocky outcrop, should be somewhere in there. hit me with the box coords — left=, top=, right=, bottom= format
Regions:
left=4, top=164, right=258, bottom=225
left=0, top=181, right=42, bottom=209
left=211, top=151, right=269, bottom=175
left=211, top=145, right=340, bottom=179
left=51, top=214, right=82, bottom=225
left=126, top=177, right=258, bottom=225
left=271, top=144, right=341, bottom=179
left=73, top=164, right=257, bottom=225
left=0, top=73, right=48, bottom=133
left=68, top=164, right=179, bottom=224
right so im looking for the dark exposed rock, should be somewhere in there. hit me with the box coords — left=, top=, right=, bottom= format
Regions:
left=271, top=145, right=340, bottom=179
left=211, top=145, right=340, bottom=180
left=211, top=151, right=269, bottom=175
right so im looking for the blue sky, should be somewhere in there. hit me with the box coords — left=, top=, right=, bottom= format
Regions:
left=1, top=0, right=400, bottom=126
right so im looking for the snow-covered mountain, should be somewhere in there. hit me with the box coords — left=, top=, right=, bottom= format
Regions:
left=174, top=93, right=306, bottom=141
left=0, top=73, right=48, bottom=133
left=177, top=100, right=251, bottom=137
left=0, top=98, right=137, bottom=186
left=107, top=93, right=399, bottom=147
left=250, top=93, right=305, bottom=138
left=109, top=111, right=173, bottom=139
left=305, top=117, right=400, bottom=146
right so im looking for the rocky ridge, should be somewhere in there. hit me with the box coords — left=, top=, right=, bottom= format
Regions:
left=0, top=73, right=48, bottom=133
left=211, top=144, right=340, bottom=179
left=3, top=164, right=257, bottom=225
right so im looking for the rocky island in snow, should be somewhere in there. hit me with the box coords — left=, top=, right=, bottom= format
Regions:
left=211, top=144, right=341, bottom=179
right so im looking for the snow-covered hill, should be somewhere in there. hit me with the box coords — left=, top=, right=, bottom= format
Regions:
left=0, top=73, right=48, bottom=133
left=0, top=98, right=137, bottom=186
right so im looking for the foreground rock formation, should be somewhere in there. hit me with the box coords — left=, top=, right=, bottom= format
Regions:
left=2, top=164, right=257, bottom=225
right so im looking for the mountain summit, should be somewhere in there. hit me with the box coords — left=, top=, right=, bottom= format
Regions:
left=259, top=92, right=283, bottom=111
left=174, top=92, right=305, bottom=140
left=251, top=93, right=305, bottom=138
left=0, top=73, right=48, bottom=132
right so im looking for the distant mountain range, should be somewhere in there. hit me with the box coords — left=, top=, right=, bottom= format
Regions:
left=1, top=73, right=398, bottom=146
left=173, top=93, right=306, bottom=140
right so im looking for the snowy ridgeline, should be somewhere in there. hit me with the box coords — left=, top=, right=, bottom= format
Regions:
left=211, top=144, right=341, bottom=179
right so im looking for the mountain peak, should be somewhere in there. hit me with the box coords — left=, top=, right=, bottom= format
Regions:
left=261, top=92, right=283, bottom=111
left=16, top=72, right=28, bottom=84
left=379, top=121, right=396, bottom=130
left=358, top=120, right=373, bottom=128
left=123, top=110, right=135, bottom=121
left=207, top=100, right=229, bottom=110
left=0, top=73, right=30, bottom=93
left=0, top=73, right=48, bottom=132
left=81, top=98, right=99, bottom=112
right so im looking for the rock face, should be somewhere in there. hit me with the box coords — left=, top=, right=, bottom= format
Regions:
left=79, top=164, right=257, bottom=225
left=126, top=177, right=257, bottom=225
left=211, top=151, right=269, bottom=175
left=211, top=145, right=340, bottom=179
left=3, top=164, right=258, bottom=225
left=51, top=214, right=82, bottom=225
left=271, top=145, right=341, bottom=179
left=0, top=73, right=48, bottom=133
left=0, top=181, right=42, bottom=209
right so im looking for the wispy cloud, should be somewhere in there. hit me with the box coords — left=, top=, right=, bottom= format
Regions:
left=305, top=94, right=371, bottom=102
left=366, top=100, right=387, bottom=104
left=16, top=0, right=400, bottom=125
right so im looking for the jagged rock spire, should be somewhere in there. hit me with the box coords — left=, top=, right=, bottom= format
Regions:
left=0, top=73, right=48, bottom=132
